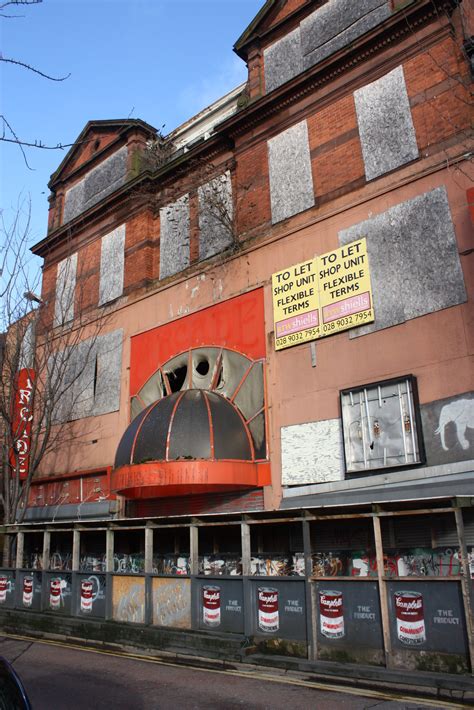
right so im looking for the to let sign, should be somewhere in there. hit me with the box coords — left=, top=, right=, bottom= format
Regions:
left=10, top=368, right=35, bottom=480
left=272, top=238, right=374, bottom=350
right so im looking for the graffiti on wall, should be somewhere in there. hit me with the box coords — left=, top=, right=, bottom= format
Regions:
left=112, top=576, right=145, bottom=623
left=311, top=548, right=474, bottom=579
left=421, top=392, right=474, bottom=465
left=152, top=578, right=191, bottom=628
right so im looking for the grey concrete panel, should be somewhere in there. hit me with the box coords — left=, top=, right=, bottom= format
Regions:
left=99, top=224, right=125, bottom=305
left=93, top=329, right=123, bottom=416
left=421, top=392, right=474, bottom=467
left=354, top=66, right=418, bottom=181
left=54, top=253, right=77, bottom=326
left=63, top=147, right=127, bottom=224
left=264, top=27, right=302, bottom=93
left=281, top=418, right=345, bottom=485
left=198, top=171, right=233, bottom=260
left=268, top=120, right=315, bottom=224
left=159, top=194, right=190, bottom=278
left=300, top=0, right=390, bottom=69
left=63, top=179, right=85, bottom=223
left=339, top=187, right=467, bottom=337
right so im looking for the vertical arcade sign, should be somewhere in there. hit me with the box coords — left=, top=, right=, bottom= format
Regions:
left=272, top=238, right=374, bottom=351
left=10, top=368, right=35, bottom=480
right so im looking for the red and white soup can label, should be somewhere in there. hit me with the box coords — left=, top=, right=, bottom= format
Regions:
left=22, top=576, right=33, bottom=607
left=50, top=578, right=61, bottom=610
left=258, top=587, right=279, bottom=633
left=80, top=580, right=93, bottom=613
left=394, top=591, right=426, bottom=645
left=203, top=585, right=221, bottom=627
left=319, top=590, right=345, bottom=639
left=0, top=576, right=8, bottom=603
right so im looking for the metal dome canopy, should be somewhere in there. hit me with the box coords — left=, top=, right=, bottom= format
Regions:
left=112, top=390, right=269, bottom=499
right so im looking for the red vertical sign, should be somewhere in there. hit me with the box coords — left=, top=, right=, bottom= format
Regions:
left=10, top=368, right=35, bottom=481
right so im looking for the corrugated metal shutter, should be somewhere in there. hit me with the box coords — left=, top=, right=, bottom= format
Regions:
left=463, top=509, right=474, bottom=545
left=311, top=520, right=373, bottom=551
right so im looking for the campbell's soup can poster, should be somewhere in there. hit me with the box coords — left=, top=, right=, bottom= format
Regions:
left=0, top=575, right=10, bottom=604
left=80, top=580, right=94, bottom=613
left=319, top=590, right=345, bottom=639
left=394, top=591, right=426, bottom=646
left=22, top=576, right=33, bottom=607
left=258, top=587, right=279, bottom=633
left=202, top=585, right=221, bottom=627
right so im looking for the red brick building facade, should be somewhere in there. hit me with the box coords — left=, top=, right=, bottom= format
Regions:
left=2, top=0, right=473, bottom=678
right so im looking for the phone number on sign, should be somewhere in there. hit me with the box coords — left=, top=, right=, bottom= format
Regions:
left=322, top=309, right=373, bottom=332
left=275, top=327, right=320, bottom=348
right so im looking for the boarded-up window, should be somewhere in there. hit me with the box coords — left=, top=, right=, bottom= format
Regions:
left=338, top=186, right=467, bottom=337
left=198, top=171, right=233, bottom=260
left=264, top=27, right=302, bottom=94
left=159, top=194, right=190, bottom=279
left=268, top=120, right=315, bottom=224
left=63, top=146, right=127, bottom=224
left=281, top=418, right=345, bottom=485
left=54, top=253, right=77, bottom=326
left=99, top=225, right=125, bottom=305
left=51, top=329, right=123, bottom=422
left=354, top=65, right=418, bottom=181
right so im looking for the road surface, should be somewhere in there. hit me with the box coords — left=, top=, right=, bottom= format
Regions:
left=0, top=634, right=455, bottom=710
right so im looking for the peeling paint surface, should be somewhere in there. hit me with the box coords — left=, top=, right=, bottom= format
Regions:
left=99, top=224, right=125, bottom=305
left=339, top=187, right=467, bottom=337
left=281, top=418, right=345, bottom=485
left=159, top=194, right=190, bottom=279
left=268, top=121, right=314, bottom=224
left=354, top=66, right=418, bottom=181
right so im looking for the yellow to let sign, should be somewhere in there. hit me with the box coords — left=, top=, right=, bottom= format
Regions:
left=272, top=238, right=374, bottom=351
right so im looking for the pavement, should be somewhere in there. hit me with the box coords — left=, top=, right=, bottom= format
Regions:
left=0, top=633, right=465, bottom=710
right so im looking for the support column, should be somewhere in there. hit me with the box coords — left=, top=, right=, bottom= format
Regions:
left=16, top=532, right=24, bottom=569
left=241, top=522, right=251, bottom=576
left=302, top=519, right=316, bottom=661
left=145, top=526, right=153, bottom=575
left=106, top=529, right=114, bottom=573
left=454, top=507, right=474, bottom=675
left=190, top=525, right=198, bottom=576
left=42, top=531, right=51, bottom=571
left=72, top=530, right=80, bottom=572
left=373, top=514, right=392, bottom=668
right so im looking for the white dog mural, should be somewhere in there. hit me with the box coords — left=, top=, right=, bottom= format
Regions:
left=435, top=398, right=474, bottom=451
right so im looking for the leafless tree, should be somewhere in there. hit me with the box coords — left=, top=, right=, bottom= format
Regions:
left=0, top=198, right=113, bottom=564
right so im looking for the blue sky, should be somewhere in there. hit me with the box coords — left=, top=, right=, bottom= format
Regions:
left=1, top=0, right=263, bottom=273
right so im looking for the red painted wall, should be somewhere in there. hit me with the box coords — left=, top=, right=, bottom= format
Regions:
left=129, top=288, right=265, bottom=395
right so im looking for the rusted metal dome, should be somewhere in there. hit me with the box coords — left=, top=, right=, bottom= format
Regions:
left=114, top=389, right=254, bottom=468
